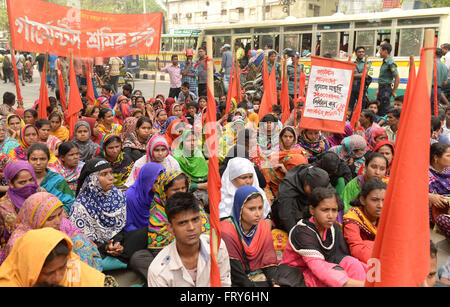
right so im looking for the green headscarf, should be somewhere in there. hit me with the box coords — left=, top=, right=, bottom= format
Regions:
left=172, top=129, right=209, bottom=182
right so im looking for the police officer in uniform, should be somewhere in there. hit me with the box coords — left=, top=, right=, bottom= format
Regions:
left=284, top=49, right=304, bottom=101
left=375, top=43, right=399, bottom=116
left=349, top=46, right=372, bottom=113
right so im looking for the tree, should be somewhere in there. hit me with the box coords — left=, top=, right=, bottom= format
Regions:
left=423, top=0, right=450, bottom=7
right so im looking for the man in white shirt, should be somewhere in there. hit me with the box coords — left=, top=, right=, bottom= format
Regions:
left=148, top=192, right=231, bottom=287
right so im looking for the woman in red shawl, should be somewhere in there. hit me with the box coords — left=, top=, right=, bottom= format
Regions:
left=373, top=140, right=394, bottom=177
left=221, top=185, right=279, bottom=287
left=163, top=118, right=190, bottom=150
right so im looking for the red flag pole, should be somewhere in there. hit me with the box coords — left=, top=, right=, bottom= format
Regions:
left=56, top=59, right=67, bottom=113
left=350, top=56, right=368, bottom=129
left=206, top=35, right=222, bottom=287
left=86, top=59, right=96, bottom=105
left=37, top=53, right=50, bottom=119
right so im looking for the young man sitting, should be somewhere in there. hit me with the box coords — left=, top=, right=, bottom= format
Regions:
left=147, top=192, right=231, bottom=287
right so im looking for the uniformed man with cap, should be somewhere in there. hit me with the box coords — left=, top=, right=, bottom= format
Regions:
left=375, top=43, right=399, bottom=116
left=284, top=48, right=304, bottom=101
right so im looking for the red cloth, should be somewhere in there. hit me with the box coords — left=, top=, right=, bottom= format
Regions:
left=82, top=117, right=103, bottom=145
left=56, top=60, right=67, bottom=113
left=366, top=49, right=431, bottom=287
left=343, top=222, right=375, bottom=264
left=86, top=59, right=96, bottom=106
left=280, top=60, right=290, bottom=124
left=38, top=55, right=50, bottom=119
left=67, top=56, right=84, bottom=139
left=258, top=58, right=277, bottom=120
left=206, top=84, right=222, bottom=287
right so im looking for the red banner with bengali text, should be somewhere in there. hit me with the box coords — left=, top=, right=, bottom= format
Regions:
left=7, top=0, right=162, bottom=57
left=299, top=56, right=356, bottom=134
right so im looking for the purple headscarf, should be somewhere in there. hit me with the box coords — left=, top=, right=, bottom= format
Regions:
left=124, top=162, right=165, bottom=232
left=326, top=122, right=354, bottom=147
left=4, top=161, right=40, bottom=210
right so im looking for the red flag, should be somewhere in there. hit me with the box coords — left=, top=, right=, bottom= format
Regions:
left=402, top=57, right=416, bottom=109
left=67, top=55, right=84, bottom=139
left=258, top=58, right=277, bottom=120
left=280, top=60, right=290, bottom=124
left=365, top=49, right=430, bottom=287
left=38, top=54, right=50, bottom=119
left=10, top=50, right=23, bottom=106
left=56, top=59, right=67, bottom=113
left=86, top=59, right=96, bottom=106
left=350, top=56, right=368, bottom=129
left=206, top=83, right=222, bottom=287
left=235, top=58, right=242, bottom=103
left=225, top=57, right=236, bottom=115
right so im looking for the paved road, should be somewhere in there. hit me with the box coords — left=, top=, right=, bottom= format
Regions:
left=0, top=68, right=171, bottom=109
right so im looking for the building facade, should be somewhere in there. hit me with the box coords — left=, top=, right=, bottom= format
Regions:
left=165, top=0, right=339, bottom=31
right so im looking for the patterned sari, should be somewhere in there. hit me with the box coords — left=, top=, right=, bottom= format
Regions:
left=148, top=170, right=210, bottom=250
left=4, top=192, right=102, bottom=271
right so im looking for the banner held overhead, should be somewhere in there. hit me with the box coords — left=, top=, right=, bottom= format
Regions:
left=6, top=0, right=163, bottom=57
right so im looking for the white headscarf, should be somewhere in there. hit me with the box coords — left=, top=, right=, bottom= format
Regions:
left=218, top=157, right=271, bottom=219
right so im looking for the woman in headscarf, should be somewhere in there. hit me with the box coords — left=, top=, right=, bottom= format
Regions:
left=223, top=117, right=246, bottom=149
left=98, top=108, right=122, bottom=135
left=70, top=158, right=149, bottom=264
left=0, top=228, right=114, bottom=287
left=48, top=113, right=69, bottom=142
left=428, top=142, right=450, bottom=239
left=341, top=152, right=388, bottom=213
left=326, top=123, right=354, bottom=148
left=96, top=134, right=134, bottom=190
left=278, top=126, right=304, bottom=152
left=72, top=121, right=99, bottom=162
left=297, top=129, right=330, bottom=161
left=0, top=122, right=19, bottom=155
left=5, top=114, right=24, bottom=141
left=0, top=161, right=40, bottom=259
left=265, top=148, right=308, bottom=196
left=257, top=114, right=281, bottom=158
left=365, top=126, right=388, bottom=151
left=123, top=116, right=153, bottom=161
left=170, top=103, right=189, bottom=124
left=113, top=96, right=130, bottom=126
left=152, top=109, right=169, bottom=135
left=311, top=151, right=353, bottom=195
left=163, top=118, right=189, bottom=150
left=35, top=118, right=62, bottom=157
left=83, top=117, right=104, bottom=145
left=125, top=134, right=181, bottom=187
left=271, top=164, right=331, bottom=234
left=120, top=116, right=138, bottom=142
left=329, top=135, right=368, bottom=176
left=373, top=140, right=395, bottom=177
left=27, top=143, right=75, bottom=214
left=3, top=192, right=102, bottom=271
left=125, top=163, right=165, bottom=232
left=219, top=157, right=271, bottom=220
left=48, top=141, right=85, bottom=193
left=172, top=129, right=209, bottom=194
left=343, top=179, right=387, bottom=264
left=9, top=124, right=40, bottom=162
left=221, top=185, right=279, bottom=287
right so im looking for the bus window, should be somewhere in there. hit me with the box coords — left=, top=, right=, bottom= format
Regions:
left=186, top=37, right=198, bottom=50
left=284, top=34, right=299, bottom=51
left=355, top=30, right=376, bottom=57
left=213, top=36, right=231, bottom=58
left=254, top=35, right=275, bottom=51
left=321, top=32, right=339, bottom=58
left=161, top=37, right=172, bottom=52
left=315, top=33, right=321, bottom=56
left=300, top=33, right=312, bottom=58
left=173, top=37, right=185, bottom=52
left=339, top=32, right=350, bottom=59
left=399, top=28, right=422, bottom=57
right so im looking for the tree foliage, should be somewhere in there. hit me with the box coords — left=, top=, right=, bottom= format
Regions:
left=424, top=0, right=450, bottom=7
